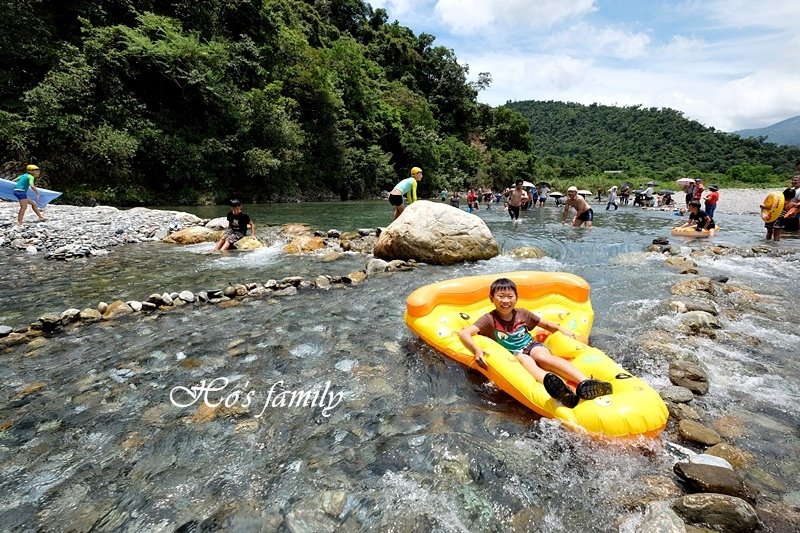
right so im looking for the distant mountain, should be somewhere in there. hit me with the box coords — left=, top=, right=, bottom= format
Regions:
left=734, top=115, right=800, bottom=147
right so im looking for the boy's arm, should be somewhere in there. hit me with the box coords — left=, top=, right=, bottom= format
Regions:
left=537, top=318, right=578, bottom=339
left=458, top=324, right=487, bottom=368
left=249, top=220, right=256, bottom=237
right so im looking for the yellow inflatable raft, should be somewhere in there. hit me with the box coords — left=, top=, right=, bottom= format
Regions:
left=405, top=271, right=668, bottom=438
left=761, top=192, right=784, bottom=223
left=671, top=225, right=719, bottom=238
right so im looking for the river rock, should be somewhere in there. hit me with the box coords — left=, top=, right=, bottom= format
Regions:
left=234, top=235, right=264, bottom=250
left=345, top=271, right=367, bottom=284
left=671, top=277, right=715, bottom=296
left=688, top=454, right=732, bottom=469
left=660, top=385, right=695, bottom=404
left=678, top=419, right=721, bottom=446
left=283, top=235, right=326, bottom=254
left=636, top=501, right=687, bottom=533
left=666, top=401, right=701, bottom=421
left=665, top=256, right=698, bottom=274
left=674, top=462, right=758, bottom=505
left=205, top=216, right=228, bottom=230
left=282, top=223, right=311, bottom=235
left=669, top=360, right=710, bottom=395
left=103, top=300, right=133, bottom=320
left=163, top=226, right=220, bottom=244
left=178, top=291, right=195, bottom=303
left=679, top=311, right=722, bottom=335
left=37, top=313, right=62, bottom=333
left=672, top=493, right=759, bottom=532
left=366, top=258, right=389, bottom=276
left=0, top=325, right=12, bottom=337
left=705, top=443, right=754, bottom=469
left=79, top=308, right=102, bottom=322
left=506, top=246, right=547, bottom=259
left=60, top=308, right=81, bottom=324
left=373, top=200, right=499, bottom=265
left=126, top=300, right=143, bottom=312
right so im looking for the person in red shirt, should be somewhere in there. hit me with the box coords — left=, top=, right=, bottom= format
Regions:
left=704, top=185, right=719, bottom=218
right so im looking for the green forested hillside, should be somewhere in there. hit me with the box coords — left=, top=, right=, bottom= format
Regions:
left=507, top=101, right=800, bottom=187
left=0, top=0, right=533, bottom=204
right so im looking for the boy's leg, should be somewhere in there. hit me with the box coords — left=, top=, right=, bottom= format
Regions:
left=529, top=347, right=587, bottom=384
left=17, top=201, right=29, bottom=224
left=31, top=202, right=46, bottom=221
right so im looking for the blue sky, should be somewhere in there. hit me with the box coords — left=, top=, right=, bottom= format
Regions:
left=369, top=0, right=800, bottom=132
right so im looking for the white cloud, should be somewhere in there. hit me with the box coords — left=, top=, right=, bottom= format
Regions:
left=700, top=0, right=800, bottom=31
left=434, top=0, right=596, bottom=35
left=547, top=23, right=651, bottom=60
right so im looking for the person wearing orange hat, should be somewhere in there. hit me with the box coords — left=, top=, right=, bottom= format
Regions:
left=11, top=164, right=47, bottom=224
left=388, top=166, right=423, bottom=220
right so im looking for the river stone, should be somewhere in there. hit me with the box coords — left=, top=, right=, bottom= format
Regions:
left=178, top=290, right=195, bottom=303
left=506, top=246, right=547, bottom=259
left=234, top=235, right=264, bottom=250
left=373, top=200, right=499, bottom=265
left=366, top=258, right=389, bottom=276
left=660, top=385, right=695, bottom=403
left=705, top=443, right=754, bottom=469
left=671, top=277, right=715, bottom=296
left=0, top=325, right=12, bottom=337
left=38, top=313, right=62, bottom=333
left=283, top=235, right=326, bottom=254
left=666, top=401, right=701, bottom=421
left=126, top=300, right=143, bottom=312
left=60, top=308, right=81, bottom=323
left=345, top=271, right=367, bottom=284
left=315, top=275, right=332, bottom=290
left=669, top=360, right=710, bottom=395
left=79, top=308, right=102, bottom=322
left=636, top=501, right=687, bottom=533
left=674, top=462, right=758, bottom=505
left=273, top=286, right=298, bottom=296
left=163, top=226, right=220, bottom=244
left=205, top=216, right=228, bottom=230
left=679, top=311, right=722, bottom=334
left=665, top=256, right=698, bottom=274
left=678, top=419, right=721, bottom=446
left=103, top=301, right=133, bottom=320
left=672, top=493, right=759, bottom=532
left=160, top=293, right=174, bottom=305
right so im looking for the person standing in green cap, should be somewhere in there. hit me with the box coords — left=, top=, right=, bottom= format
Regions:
left=12, top=164, right=47, bottom=224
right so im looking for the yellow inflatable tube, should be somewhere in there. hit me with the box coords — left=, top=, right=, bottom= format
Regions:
left=405, top=271, right=668, bottom=438
left=671, top=225, right=719, bottom=238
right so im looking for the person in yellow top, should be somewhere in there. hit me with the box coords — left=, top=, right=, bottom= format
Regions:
left=388, top=166, right=423, bottom=220
left=12, top=164, right=47, bottom=224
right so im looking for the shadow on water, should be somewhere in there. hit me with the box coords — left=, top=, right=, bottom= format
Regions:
left=1, top=200, right=799, bottom=531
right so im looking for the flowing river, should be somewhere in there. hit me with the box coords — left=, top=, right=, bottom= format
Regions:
left=1, top=200, right=799, bottom=532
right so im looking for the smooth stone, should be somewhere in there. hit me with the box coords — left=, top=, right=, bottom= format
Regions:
left=678, top=419, right=721, bottom=446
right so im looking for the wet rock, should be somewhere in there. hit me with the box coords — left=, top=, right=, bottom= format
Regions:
left=160, top=292, right=174, bottom=305
left=178, top=290, right=195, bottom=303
left=688, top=454, right=732, bottom=469
left=652, top=236, right=670, bottom=245
left=103, top=301, right=133, bottom=320
left=374, top=200, right=499, bottom=265
left=671, top=277, right=715, bottom=296
left=284, top=500, right=338, bottom=533
left=320, top=251, right=343, bottom=262
left=678, top=419, right=721, bottom=446
left=282, top=223, right=311, bottom=235
left=0, top=325, right=12, bottom=337
left=665, top=256, right=699, bottom=274
left=163, top=226, right=220, bottom=244
left=315, top=275, right=332, bottom=290
left=669, top=360, right=710, bottom=395
left=126, top=300, right=143, bottom=312
left=273, top=286, right=298, bottom=296
left=506, top=246, right=547, bottom=259
left=705, top=443, right=754, bottom=469
left=660, top=385, right=695, bottom=404
left=672, top=493, right=759, bottom=532
left=38, top=313, right=62, bottom=333
left=60, top=308, right=81, bottom=324
left=326, top=229, right=341, bottom=238
left=366, top=258, right=389, bottom=276
left=679, top=311, right=722, bottom=336
left=666, top=401, right=701, bottom=421
left=283, top=235, right=326, bottom=254
left=636, top=500, right=686, bottom=532
left=98, top=301, right=109, bottom=313
left=78, top=307, right=103, bottom=322
left=711, top=275, right=729, bottom=283
left=233, top=235, right=264, bottom=250
left=345, top=271, right=367, bottom=284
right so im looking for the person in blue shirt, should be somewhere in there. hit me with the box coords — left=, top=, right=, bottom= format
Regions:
left=388, top=166, right=423, bottom=220
left=12, top=164, right=47, bottom=224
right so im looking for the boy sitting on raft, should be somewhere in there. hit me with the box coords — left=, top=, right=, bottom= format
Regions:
left=675, top=200, right=715, bottom=236
left=459, top=278, right=612, bottom=408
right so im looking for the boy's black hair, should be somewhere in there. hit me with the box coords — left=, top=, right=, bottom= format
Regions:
left=490, top=278, right=517, bottom=297
left=688, top=200, right=701, bottom=209
left=230, top=199, right=242, bottom=207
left=515, top=179, right=524, bottom=185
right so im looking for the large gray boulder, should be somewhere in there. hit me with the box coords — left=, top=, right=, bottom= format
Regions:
left=373, top=201, right=499, bottom=265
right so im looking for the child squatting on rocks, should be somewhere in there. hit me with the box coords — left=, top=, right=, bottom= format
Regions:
left=459, top=278, right=613, bottom=408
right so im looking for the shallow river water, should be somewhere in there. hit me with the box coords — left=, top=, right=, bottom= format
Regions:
left=1, top=200, right=799, bottom=532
